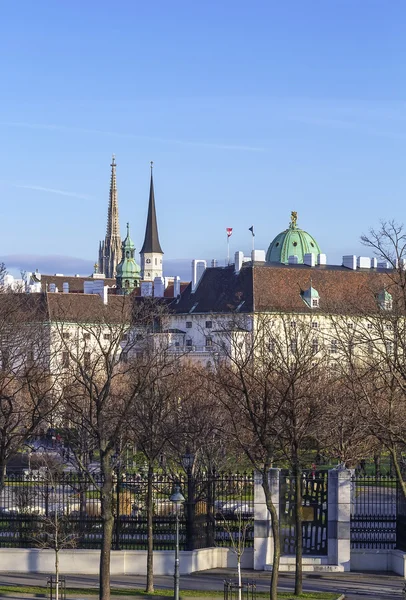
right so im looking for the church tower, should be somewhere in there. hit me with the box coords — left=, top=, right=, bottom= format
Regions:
left=98, top=155, right=122, bottom=278
left=116, top=223, right=141, bottom=294
left=140, top=162, right=164, bottom=281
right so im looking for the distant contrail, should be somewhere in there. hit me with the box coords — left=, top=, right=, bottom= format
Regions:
left=7, top=183, right=92, bottom=200
left=0, top=121, right=266, bottom=152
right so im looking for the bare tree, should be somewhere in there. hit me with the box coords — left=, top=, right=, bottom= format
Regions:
left=51, top=293, right=177, bottom=600
left=0, top=293, right=60, bottom=487
left=211, top=313, right=284, bottom=600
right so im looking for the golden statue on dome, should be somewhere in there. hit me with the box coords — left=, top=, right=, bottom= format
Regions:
left=290, top=211, right=298, bottom=228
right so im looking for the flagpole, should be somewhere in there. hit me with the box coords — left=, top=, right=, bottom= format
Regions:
left=227, top=234, right=230, bottom=265
left=252, top=232, right=255, bottom=252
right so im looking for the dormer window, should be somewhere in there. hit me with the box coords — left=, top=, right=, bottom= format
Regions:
left=301, top=285, right=320, bottom=309
left=377, top=289, right=392, bottom=311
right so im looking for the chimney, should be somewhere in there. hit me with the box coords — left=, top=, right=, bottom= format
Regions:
left=211, top=259, right=218, bottom=268
left=288, top=255, right=299, bottom=264
left=63, top=282, right=69, bottom=294
left=357, top=256, right=371, bottom=269
left=251, top=249, right=266, bottom=263
left=371, top=258, right=378, bottom=268
left=191, top=260, right=206, bottom=292
left=49, top=283, right=56, bottom=293
left=317, top=254, right=327, bottom=265
left=173, top=276, right=181, bottom=298
left=304, top=253, right=316, bottom=267
left=234, top=251, right=244, bottom=274
left=153, top=277, right=165, bottom=298
left=141, top=281, right=153, bottom=297
left=342, top=255, right=357, bottom=270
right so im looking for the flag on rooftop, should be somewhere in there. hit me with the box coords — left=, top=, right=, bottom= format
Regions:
left=226, top=227, right=233, bottom=237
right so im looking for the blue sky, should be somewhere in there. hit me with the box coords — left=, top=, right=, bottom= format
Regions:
left=1, top=1, right=406, bottom=278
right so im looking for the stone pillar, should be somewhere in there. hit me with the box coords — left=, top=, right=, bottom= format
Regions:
left=254, top=468, right=280, bottom=570
left=328, top=467, right=353, bottom=570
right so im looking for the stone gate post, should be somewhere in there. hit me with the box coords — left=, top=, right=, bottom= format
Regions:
left=254, top=468, right=280, bottom=570
left=328, top=466, right=353, bottom=571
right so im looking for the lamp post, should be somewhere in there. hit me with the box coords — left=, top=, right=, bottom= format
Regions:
left=181, top=449, right=195, bottom=551
left=170, top=485, right=185, bottom=600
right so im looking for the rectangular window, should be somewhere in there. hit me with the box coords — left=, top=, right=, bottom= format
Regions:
left=385, top=323, right=392, bottom=330
left=268, top=339, right=275, bottom=352
left=136, top=333, right=143, bottom=341
left=104, top=333, right=111, bottom=341
left=347, top=322, right=353, bottom=329
left=63, top=332, right=70, bottom=340
left=174, top=341, right=180, bottom=347
left=330, top=340, right=338, bottom=354
left=121, top=333, right=128, bottom=342
left=312, top=338, right=319, bottom=353
left=84, top=352, right=91, bottom=368
left=291, top=340, right=297, bottom=353
left=386, top=341, right=393, bottom=354
left=290, top=320, right=296, bottom=328
left=186, top=339, right=193, bottom=347
left=367, top=323, right=373, bottom=330
left=186, top=321, right=192, bottom=329
left=1, top=350, right=9, bottom=370
left=311, top=322, right=319, bottom=329
left=83, top=333, right=90, bottom=340
left=312, top=298, right=319, bottom=308
left=62, top=351, right=69, bottom=368
left=205, top=321, right=213, bottom=329
left=205, top=337, right=213, bottom=347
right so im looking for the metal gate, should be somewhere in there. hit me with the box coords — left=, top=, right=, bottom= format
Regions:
left=279, top=469, right=328, bottom=555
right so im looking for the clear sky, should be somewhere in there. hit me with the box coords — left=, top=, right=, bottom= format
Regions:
left=1, top=1, right=406, bottom=278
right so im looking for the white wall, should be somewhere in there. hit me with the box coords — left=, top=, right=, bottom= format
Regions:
left=0, top=547, right=253, bottom=575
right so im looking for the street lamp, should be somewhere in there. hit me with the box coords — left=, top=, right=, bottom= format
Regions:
left=181, top=449, right=195, bottom=551
left=170, top=485, right=185, bottom=600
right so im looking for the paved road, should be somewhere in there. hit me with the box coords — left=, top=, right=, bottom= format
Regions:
left=0, top=569, right=405, bottom=599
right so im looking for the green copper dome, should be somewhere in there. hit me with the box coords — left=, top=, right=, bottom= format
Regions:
left=266, top=212, right=321, bottom=264
left=116, top=223, right=141, bottom=294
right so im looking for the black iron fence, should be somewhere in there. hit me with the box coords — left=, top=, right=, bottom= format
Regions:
left=350, top=474, right=396, bottom=550
left=0, top=471, right=254, bottom=551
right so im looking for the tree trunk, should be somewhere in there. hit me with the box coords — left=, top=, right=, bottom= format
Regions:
left=0, top=461, right=6, bottom=491
left=294, top=466, right=303, bottom=596
left=99, top=453, right=114, bottom=600
left=146, top=463, right=154, bottom=593
left=237, top=553, right=242, bottom=600
left=262, top=469, right=280, bottom=600
left=390, top=447, right=406, bottom=499
left=374, top=454, right=381, bottom=477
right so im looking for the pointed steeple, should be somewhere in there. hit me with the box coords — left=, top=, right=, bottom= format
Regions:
left=140, top=162, right=163, bottom=254
left=98, top=155, right=122, bottom=278
left=106, top=154, right=120, bottom=238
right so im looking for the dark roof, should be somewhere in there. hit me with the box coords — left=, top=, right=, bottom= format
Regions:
left=172, top=262, right=397, bottom=316
left=46, top=292, right=130, bottom=323
left=140, top=173, right=163, bottom=254
left=173, top=266, right=253, bottom=314
left=40, top=275, right=116, bottom=293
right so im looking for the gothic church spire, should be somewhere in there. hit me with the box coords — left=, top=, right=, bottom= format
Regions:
left=98, top=155, right=122, bottom=278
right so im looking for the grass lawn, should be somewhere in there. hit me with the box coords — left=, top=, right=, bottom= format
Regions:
left=0, top=585, right=342, bottom=599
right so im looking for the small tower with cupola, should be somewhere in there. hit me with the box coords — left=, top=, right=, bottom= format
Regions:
left=116, top=223, right=141, bottom=294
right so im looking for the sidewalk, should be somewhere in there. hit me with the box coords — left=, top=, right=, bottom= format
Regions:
left=0, top=569, right=405, bottom=600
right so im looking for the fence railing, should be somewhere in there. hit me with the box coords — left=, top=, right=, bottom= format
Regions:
left=350, top=474, right=397, bottom=550
left=0, top=471, right=254, bottom=551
